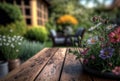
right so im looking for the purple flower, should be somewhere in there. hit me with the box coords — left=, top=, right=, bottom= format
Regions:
left=99, top=47, right=114, bottom=60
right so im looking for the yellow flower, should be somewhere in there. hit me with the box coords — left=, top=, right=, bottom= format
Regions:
left=57, top=14, right=78, bottom=25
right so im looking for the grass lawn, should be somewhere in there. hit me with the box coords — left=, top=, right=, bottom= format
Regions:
left=44, top=40, right=53, bottom=47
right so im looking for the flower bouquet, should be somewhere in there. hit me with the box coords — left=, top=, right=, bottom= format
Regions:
left=72, top=16, right=120, bottom=79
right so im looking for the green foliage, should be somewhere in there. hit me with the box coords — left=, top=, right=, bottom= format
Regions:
left=19, top=40, right=44, bottom=61
left=0, top=3, right=27, bottom=36
left=44, top=40, right=52, bottom=47
left=50, top=0, right=94, bottom=29
left=50, top=0, right=80, bottom=16
left=0, top=3, right=23, bottom=25
left=72, top=16, right=120, bottom=73
left=0, top=35, right=24, bottom=60
left=0, top=21, right=27, bottom=36
left=24, top=26, right=48, bottom=43
left=85, top=43, right=104, bottom=70
left=45, top=17, right=57, bottom=35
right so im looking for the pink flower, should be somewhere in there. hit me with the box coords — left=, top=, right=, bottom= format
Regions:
left=83, top=59, right=88, bottom=64
left=108, top=63, right=112, bottom=67
left=80, top=48, right=89, bottom=55
left=112, top=66, right=120, bottom=75
left=108, top=27, right=120, bottom=43
left=90, top=55, right=95, bottom=60
left=100, top=44, right=105, bottom=48
left=99, top=37, right=104, bottom=41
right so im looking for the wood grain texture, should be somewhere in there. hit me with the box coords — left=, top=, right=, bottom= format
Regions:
left=35, top=48, right=67, bottom=81
left=1, top=48, right=58, bottom=81
left=60, top=48, right=92, bottom=81
left=1, top=48, right=118, bottom=81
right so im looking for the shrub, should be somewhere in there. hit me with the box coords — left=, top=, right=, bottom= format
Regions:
left=45, top=18, right=57, bottom=36
left=0, top=21, right=26, bottom=36
left=0, top=3, right=27, bottom=36
left=0, top=3, right=23, bottom=25
left=24, top=26, right=48, bottom=42
left=19, top=40, right=44, bottom=61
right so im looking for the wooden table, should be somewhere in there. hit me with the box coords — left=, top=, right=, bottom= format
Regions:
left=1, top=48, right=118, bottom=81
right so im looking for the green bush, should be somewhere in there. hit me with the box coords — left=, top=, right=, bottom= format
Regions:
left=45, top=17, right=57, bottom=34
left=0, top=3, right=23, bottom=25
left=0, top=3, right=27, bottom=36
left=19, top=40, right=44, bottom=61
left=0, top=21, right=26, bottom=36
left=24, top=26, right=48, bottom=42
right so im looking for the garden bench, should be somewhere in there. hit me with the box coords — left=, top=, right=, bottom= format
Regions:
left=1, top=48, right=117, bottom=81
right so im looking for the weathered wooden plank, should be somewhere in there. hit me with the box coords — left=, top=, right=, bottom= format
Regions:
left=35, top=48, right=67, bottom=81
left=60, top=48, right=92, bottom=81
left=1, top=48, right=58, bottom=81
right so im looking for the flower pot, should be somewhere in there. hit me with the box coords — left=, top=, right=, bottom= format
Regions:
left=83, top=65, right=120, bottom=80
left=8, top=59, right=21, bottom=71
left=0, top=61, right=8, bottom=78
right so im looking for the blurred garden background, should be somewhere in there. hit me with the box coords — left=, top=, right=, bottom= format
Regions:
left=0, top=0, right=120, bottom=62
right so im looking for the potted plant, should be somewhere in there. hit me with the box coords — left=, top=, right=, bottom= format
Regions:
left=71, top=16, right=120, bottom=79
left=0, top=35, right=23, bottom=71
left=0, top=51, right=8, bottom=78
left=57, top=14, right=78, bottom=36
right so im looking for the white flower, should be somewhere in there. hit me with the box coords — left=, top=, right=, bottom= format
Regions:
left=10, top=29, right=13, bottom=32
left=8, top=40, right=11, bottom=43
left=12, top=38, right=15, bottom=41
left=16, top=49, right=19, bottom=52
left=20, top=38, right=23, bottom=41
left=8, top=36, right=11, bottom=40
left=11, top=44, right=15, bottom=48
left=3, top=43, right=6, bottom=45
left=14, top=35, right=16, bottom=38
left=3, top=39, right=6, bottom=42
left=6, top=43, right=9, bottom=46
left=2, top=36, right=6, bottom=38
left=106, top=24, right=117, bottom=30
left=18, top=42, right=21, bottom=45
left=88, top=22, right=102, bottom=31
left=17, top=36, right=20, bottom=39
left=87, top=36, right=98, bottom=45
left=88, top=27, right=95, bottom=31
left=21, top=37, right=23, bottom=39
left=14, top=40, right=17, bottom=43
left=0, top=43, right=2, bottom=46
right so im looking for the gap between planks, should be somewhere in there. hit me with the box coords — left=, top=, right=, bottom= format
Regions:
left=34, top=48, right=67, bottom=81
left=60, top=48, right=92, bottom=81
